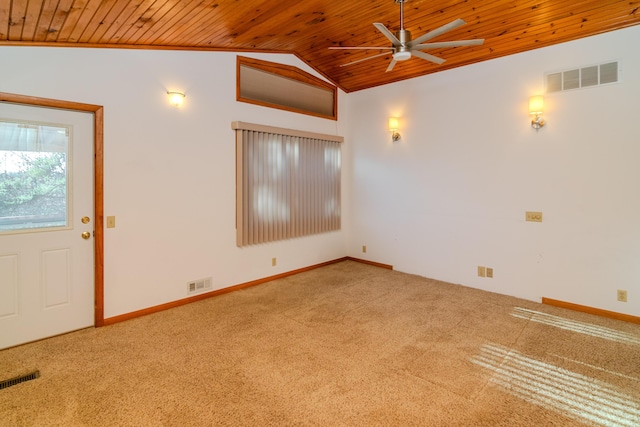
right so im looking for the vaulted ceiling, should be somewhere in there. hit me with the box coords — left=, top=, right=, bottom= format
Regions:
left=1, top=0, right=639, bottom=92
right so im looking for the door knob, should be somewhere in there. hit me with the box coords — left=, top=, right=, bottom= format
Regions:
left=81, top=231, right=91, bottom=240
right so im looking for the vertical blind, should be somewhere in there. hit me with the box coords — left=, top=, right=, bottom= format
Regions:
left=232, top=122, right=343, bottom=247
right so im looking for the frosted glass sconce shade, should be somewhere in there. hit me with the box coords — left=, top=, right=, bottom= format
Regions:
left=167, top=91, right=185, bottom=108
left=529, top=95, right=545, bottom=129
left=388, top=117, right=400, bottom=142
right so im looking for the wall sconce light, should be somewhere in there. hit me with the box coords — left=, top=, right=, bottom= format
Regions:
left=167, top=91, right=185, bottom=108
left=388, top=117, right=401, bottom=142
left=529, top=95, right=545, bottom=130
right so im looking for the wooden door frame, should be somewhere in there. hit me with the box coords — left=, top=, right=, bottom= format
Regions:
left=0, top=92, right=105, bottom=327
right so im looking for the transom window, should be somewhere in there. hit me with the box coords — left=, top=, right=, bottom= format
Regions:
left=237, top=56, right=337, bottom=120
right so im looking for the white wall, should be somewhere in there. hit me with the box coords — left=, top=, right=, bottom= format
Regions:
left=345, top=25, right=640, bottom=316
left=2, top=25, right=639, bottom=320
left=0, top=47, right=349, bottom=318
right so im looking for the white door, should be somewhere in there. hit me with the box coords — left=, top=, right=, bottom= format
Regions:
left=0, top=102, right=94, bottom=350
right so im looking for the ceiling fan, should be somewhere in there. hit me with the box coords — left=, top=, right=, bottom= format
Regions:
left=329, top=0, right=484, bottom=72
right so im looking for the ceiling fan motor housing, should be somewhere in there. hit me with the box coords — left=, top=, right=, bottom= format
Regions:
left=394, top=29, right=412, bottom=61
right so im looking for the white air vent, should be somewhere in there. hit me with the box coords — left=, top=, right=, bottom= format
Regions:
left=546, top=61, right=619, bottom=93
left=187, top=277, right=213, bottom=295
left=581, top=66, right=598, bottom=87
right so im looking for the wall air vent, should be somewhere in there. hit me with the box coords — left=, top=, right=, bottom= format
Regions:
left=546, top=61, right=619, bottom=93
left=187, top=277, right=212, bottom=295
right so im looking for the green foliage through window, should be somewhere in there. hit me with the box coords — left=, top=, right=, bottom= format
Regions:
left=0, top=152, right=67, bottom=217
left=0, top=120, right=70, bottom=231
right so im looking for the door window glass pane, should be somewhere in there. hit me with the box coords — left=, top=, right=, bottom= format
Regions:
left=0, top=120, right=70, bottom=232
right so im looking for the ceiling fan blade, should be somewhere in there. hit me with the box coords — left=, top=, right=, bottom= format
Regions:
left=412, top=50, right=446, bottom=65
left=386, top=59, right=397, bottom=72
left=412, top=39, right=484, bottom=50
left=329, top=46, right=395, bottom=50
left=409, top=18, right=466, bottom=47
left=339, top=51, right=391, bottom=67
left=373, top=23, right=401, bottom=46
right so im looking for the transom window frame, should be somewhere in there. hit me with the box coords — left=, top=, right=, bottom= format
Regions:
left=236, top=56, right=338, bottom=121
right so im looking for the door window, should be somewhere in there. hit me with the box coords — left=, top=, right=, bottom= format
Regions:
left=0, top=119, right=71, bottom=233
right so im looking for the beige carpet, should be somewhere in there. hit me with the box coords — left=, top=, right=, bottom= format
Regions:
left=1, top=260, right=639, bottom=426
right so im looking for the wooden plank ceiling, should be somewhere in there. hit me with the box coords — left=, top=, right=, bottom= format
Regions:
left=1, top=0, right=639, bottom=92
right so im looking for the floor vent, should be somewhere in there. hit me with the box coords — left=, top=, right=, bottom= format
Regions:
left=187, top=277, right=213, bottom=295
left=546, top=61, right=619, bottom=93
left=0, top=370, right=40, bottom=390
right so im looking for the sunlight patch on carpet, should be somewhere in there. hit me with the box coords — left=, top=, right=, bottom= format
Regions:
left=511, top=308, right=640, bottom=345
left=471, top=344, right=640, bottom=427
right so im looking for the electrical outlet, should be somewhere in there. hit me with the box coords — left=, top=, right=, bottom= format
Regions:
left=362, top=245, right=367, bottom=253
left=478, top=266, right=486, bottom=277
left=486, top=268, right=493, bottom=278
left=272, top=257, right=277, bottom=267
left=617, top=289, right=628, bottom=302
left=526, top=211, right=543, bottom=222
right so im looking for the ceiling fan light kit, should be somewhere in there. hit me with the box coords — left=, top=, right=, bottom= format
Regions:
left=330, top=0, right=484, bottom=71
left=393, top=50, right=412, bottom=61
